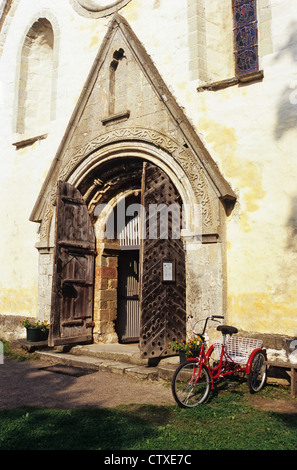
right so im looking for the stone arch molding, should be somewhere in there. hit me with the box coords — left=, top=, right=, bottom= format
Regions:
left=39, top=127, right=213, bottom=244
left=69, top=0, right=132, bottom=18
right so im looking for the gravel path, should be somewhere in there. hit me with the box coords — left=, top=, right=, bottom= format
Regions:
left=2, top=356, right=297, bottom=413
left=0, top=357, right=174, bottom=410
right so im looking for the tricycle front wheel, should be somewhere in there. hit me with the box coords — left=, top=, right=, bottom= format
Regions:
left=247, top=350, right=267, bottom=393
left=171, top=361, right=211, bottom=407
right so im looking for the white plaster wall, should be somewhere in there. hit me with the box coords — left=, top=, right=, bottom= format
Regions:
left=0, top=0, right=297, bottom=342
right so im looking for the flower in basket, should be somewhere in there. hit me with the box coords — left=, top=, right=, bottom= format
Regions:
left=168, top=336, right=202, bottom=358
left=20, top=318, right=50, bottom=331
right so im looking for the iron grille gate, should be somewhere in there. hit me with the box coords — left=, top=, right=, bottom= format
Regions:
left=116, top=250, right=140, bottom=343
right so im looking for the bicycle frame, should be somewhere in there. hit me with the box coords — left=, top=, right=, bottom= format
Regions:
left=206, top=343, right=246, bottom=382
left=185, top=314, right=266, bottom=389
left=187, top=342, right=250, bottom=390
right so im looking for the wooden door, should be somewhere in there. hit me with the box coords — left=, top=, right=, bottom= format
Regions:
left=116, top=250, right=140, bottom=343
left=139, top=163, right=186, bottom=359
left=49, top=181, right=96, bottom=347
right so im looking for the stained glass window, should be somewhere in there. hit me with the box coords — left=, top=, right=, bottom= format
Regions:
left=232, top=0, right=259, bottom=76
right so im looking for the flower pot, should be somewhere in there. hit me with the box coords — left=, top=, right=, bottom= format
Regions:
left=26, top=328, right=49, bottom=342
left=188, top=350, right=200, bottom=359
left=40, top=329, right=49, bottom=341
left=179, top=350, right=200, bottom=363
left=26, top=328, right=42, bottom=342
left=179, top=351, right=187, bottom=364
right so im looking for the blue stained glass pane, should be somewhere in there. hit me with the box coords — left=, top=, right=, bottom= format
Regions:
left=234, top=1, right=257, bottom=27
left=235, top=46, right=258, bottom=75
left=234, top=24, right=257, bottom=51
left=233, top=0, right=252, bottom=6
left=233, top=0, right=259, bottom=75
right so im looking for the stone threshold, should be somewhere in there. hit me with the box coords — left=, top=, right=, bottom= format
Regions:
left=35, top=347, right=177, bottom=382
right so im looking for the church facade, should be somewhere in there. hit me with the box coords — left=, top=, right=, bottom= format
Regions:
left=0, top=0, right=297, bottom=362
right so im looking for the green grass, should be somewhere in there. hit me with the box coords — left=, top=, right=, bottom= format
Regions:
left=0, top=382, right=296, bottom=450
left=1, top=339, right=33, bottom=362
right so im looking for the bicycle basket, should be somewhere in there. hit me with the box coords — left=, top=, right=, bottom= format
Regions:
left=225, top=336, right=263, bottom=364
left=211, top=343, right=224, bottom=361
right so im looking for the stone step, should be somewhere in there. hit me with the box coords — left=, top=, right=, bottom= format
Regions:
left=35, top=344, right=179, bottom=382
left=69, top=343, right=147, bottom=366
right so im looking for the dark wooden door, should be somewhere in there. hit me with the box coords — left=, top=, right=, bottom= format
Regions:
left=139, top=163, right=186, bottom=359
left=116, top=250, right=140, bottom=343
left=49, top=181, right=96, bottom=347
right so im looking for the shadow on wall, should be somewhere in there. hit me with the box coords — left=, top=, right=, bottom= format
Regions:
left=274, top=21, right=297, bottom=140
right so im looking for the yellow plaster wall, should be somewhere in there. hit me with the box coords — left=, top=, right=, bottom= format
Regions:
left=189, top=1, right=297, bottom=336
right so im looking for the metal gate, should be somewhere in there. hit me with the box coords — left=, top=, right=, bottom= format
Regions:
left=116, top=250, right=140, bottom=342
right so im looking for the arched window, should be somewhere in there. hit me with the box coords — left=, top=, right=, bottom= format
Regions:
left=16, top=18, right=54, bottom=139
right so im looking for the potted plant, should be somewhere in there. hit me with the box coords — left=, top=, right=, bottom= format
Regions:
left=168, top=337, right=202, bottom=363
left=20, top=318, right=50, bottom=342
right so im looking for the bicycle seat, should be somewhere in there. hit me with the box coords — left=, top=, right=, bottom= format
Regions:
left=217, top=325, right=238, bottom=336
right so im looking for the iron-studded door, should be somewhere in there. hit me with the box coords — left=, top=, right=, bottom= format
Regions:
left=139, top=163, right=186, bottom=359
left=49, top=181, right=96, bottom=347
left=116, top=250, right=140, bottom=343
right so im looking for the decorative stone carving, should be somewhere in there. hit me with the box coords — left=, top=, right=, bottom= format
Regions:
left=39, top=127, right=214, bottom=243
left=69, top=0, right=131, bottom=18
left=78, top=1, right=125, bottom=12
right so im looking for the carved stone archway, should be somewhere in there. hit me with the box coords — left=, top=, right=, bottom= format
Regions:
left=38, top=128, right=216, bottom=245
left=60, top=134, right=202, bottom=345
left=35, top=128, right=229, bottom=341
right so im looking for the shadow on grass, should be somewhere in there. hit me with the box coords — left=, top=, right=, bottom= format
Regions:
left=0, top=405, right=173, bottom=450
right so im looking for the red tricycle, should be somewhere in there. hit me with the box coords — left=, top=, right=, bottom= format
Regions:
left=171, top=315, right=267, bottom=408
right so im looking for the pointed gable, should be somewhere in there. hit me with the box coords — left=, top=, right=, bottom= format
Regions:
left=30, top=13, right=235, bottom=224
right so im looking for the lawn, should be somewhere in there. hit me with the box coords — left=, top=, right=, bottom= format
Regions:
left=0, top=382, right=296, bottom=451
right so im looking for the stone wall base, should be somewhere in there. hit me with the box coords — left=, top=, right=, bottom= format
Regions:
left=0, top=314, right=33, bottom=342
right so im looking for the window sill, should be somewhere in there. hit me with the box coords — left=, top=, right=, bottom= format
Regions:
left=101, top=110, right=130, bottom=126
left=12, top=133, right=48, bottom=150
left=197, top=70, right=264, bottom=93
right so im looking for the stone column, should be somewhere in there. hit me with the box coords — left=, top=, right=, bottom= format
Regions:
left=93, top=247, right=119, bottom=343
left=35, top=242, right=54, bottom=321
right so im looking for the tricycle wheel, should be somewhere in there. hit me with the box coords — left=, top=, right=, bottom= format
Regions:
left=247, top=350, right=267, bottom=393
left=172, top=361, right=211, bottom=407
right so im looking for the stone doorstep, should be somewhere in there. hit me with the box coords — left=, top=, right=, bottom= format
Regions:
left=35, top=351, right=102, bottom=370
left=69, top=343, right=147, bottom=366
left=35, top=350, right=176, bottom=382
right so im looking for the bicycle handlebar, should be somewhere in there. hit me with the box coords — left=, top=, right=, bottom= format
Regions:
left=188, top=314, right=224, bottom=337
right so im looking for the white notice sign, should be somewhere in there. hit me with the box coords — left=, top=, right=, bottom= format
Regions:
left=163, top=261, right=173, bottom=281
